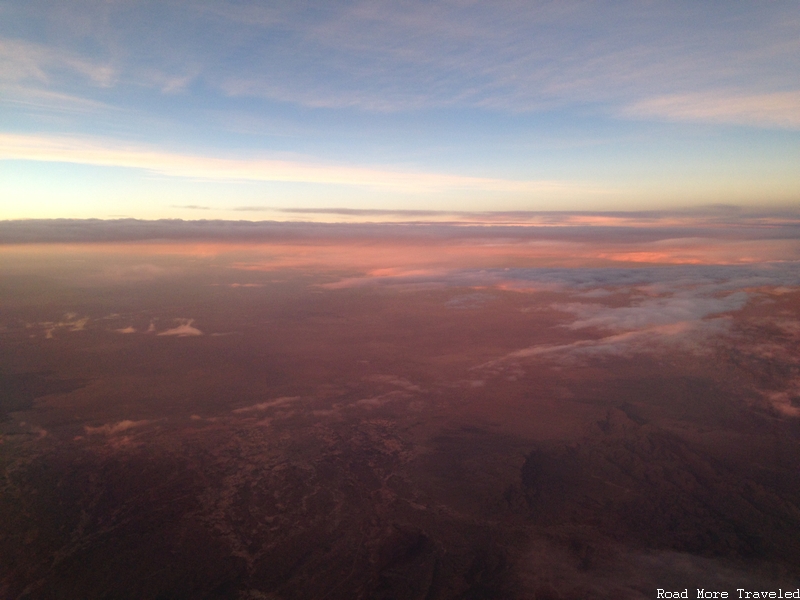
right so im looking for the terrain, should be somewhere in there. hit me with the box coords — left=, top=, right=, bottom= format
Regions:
left=1, top=231, right=800, bottom=599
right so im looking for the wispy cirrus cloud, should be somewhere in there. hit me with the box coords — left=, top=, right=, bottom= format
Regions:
left=0, top=37, right=115, bottom=86
left=5, top=2, right=799, bottom=127
left=202, top=1, right=800, bottom=123
left=624, top=91, right=800, bottom=129
left=1, top=84, right=113, bottom=115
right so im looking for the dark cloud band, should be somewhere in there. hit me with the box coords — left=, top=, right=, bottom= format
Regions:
left=2, top=210, right=800, bottom=244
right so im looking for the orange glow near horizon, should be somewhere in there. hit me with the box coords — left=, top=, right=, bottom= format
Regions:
left=2, top=233, right=798, bottom=283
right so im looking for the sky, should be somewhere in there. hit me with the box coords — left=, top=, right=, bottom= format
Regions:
left=1, top=0, right=799, bottom=220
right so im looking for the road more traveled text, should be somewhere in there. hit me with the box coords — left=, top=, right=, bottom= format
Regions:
left=656, top=590, right=800, bottom=599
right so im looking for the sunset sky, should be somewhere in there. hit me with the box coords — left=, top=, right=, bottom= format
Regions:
left=4, top=6, right=800, bottom=595
left=2, top=1, right=799, bottom=220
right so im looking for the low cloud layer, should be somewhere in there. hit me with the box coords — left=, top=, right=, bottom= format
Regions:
left=14, top=314, right=210, bottom=339
left=326, top=263, right=800, bottom=296
left=2, top=210, right=800, bottom=244
left=559, top=292, right=748, bottom=332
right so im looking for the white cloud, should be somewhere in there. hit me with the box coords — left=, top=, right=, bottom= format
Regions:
left=33, top=314, right=90, bottom=338
left=364, top=374, right=422, bottom=392
left=480, top=317, right=734, bottom=372
left=558, top=291, right=749, bottom=332
left=232, top=396, right=301, bottom=413
left=478, top=264, right=800, bottom=370
left=355, top=390, right=410, bottom=407
left=157, top=318, right=203, bottom=337
left=84, top=419, right=150, bottom=435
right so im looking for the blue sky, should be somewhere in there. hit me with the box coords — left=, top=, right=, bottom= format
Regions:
left=1, top=0, right=799, bottom=219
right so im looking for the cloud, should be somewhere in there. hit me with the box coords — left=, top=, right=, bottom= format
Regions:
left=268, top=207, right=781, bottom=229
left=67, top=316, right=89, bottom=331
left=30, top=314, right=90, bottom=338
left=319, top=268, right=452, bottom=290
left=84, top=419, right=150, bottom=435
left=5, top=2, right=797, bottom=129
left=100, top=263, right=171, bottom=283
left=445, top=292, right=495, bottom=309
left=489, top=263, right=800, bottom=293
left=557, top=292, right=749, bottom=332
left=0, top=133, right=589, bottom=195
left=0, top=38, right=115, bottom=86
left=321, top=262, right=800, bottom=295
left=364, top=374, right=422, bottom=392
left=762, top=388, right=800, bottom=418
left=478, top=264, right=800, bottom=370
left=1, top=84, right=113, bottom=115
left=276, top=208, right=451, bottom=217
left=729, top=314, right=800, bottom=416
left=197, top=1, right=800, bottom=123
left=624, top=91, right=800, bottom=129
left=232, top=396, right=301, bottom=413
left=172, top=204, right=211, bottom=210
left=480, top=319, right=734, bottom=372
left=157, top=318, right=202, bottom=336
left=355, top=390, right=410, bottom=407
left=2, top=209, right=800, bottom=244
